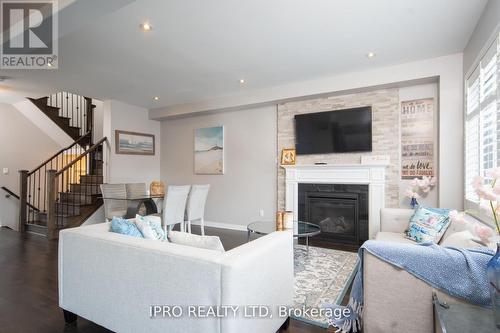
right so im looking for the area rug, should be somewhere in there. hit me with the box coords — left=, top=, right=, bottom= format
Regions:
left=293, top=245, right=359, bottom=328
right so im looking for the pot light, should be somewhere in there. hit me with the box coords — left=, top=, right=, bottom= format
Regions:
left=153, top=96, right=159, bottom=101
left=366, top=52, right=376, bottom=59
left=140, top=22, right=152, bottom=31
left=239, top=79, right=245, bottom=84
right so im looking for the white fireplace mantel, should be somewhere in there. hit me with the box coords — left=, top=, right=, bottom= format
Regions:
left=282, top=163, right=389, bottom=239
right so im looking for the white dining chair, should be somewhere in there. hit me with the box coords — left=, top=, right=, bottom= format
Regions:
left=125, top=183, right=147, bottom=197
left=162, top=185, right=191, bottom=234
left=100, top=184, right=127, bottom=220
left=185, top=184, right=210, bottom=235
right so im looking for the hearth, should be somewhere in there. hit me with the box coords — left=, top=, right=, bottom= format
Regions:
left=298, top=183, right=368, bottom=246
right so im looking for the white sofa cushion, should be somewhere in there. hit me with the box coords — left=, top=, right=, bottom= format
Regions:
left=168, top=230, right=225, bottom=253
left=375, top=231, right=415, bottom=244
left=440, top=230, right=484, bottom=248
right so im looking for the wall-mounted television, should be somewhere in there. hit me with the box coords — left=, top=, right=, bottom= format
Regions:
left=295, top=106, right=372, bottom=155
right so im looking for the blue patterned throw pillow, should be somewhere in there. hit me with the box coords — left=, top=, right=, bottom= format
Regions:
left=406, top=206, right=451, bottom=243
left=135, top=214, right=166, bottom=241
left=110, top=217, right=144, bottom=238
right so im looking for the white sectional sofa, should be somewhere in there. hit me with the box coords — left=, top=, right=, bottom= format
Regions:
left=58, top=223, right=293, bottom=333
left=363, top=208, right=490, bottom=333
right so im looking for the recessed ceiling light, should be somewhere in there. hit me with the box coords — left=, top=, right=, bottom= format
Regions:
left=239, top=79, right=245, bottom=84
left=140, top=22, right=152, bottom=31
left=153, top=96, right=159, bottom=101
left=366, top=52, right=376, bottom=59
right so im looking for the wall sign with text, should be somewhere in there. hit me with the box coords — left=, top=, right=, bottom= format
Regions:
left=401, top=98, right=434, bottom=179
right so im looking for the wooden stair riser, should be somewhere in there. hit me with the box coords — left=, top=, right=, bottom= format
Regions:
left=55, top=203, right=81, bottom=215
left=36, top=212, right=72, bottom=225
left=69, top=183, right=101, bottom=195
left=80, top=175, right=103, bottom=184
left=93, top=168, right=103, bottom=176
left=33, top=212, right=48, bottom=223
left=59, top=193, right=94, bottom=205
left=26, top=223, right=48, bottom=236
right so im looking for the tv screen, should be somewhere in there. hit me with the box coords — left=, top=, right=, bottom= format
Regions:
left=295, top=107, right=372, bottom=154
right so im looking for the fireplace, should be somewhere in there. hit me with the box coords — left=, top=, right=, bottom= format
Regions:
left=298, top=183, right=368, bottom=246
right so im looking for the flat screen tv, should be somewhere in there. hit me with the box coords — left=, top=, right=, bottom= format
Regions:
left=295, top=106, right=372, bottom=155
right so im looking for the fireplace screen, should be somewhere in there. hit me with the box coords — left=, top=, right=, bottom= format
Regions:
left=298, top=183, right=368, bottom=246
left=309, top=198, right=357, bottom=237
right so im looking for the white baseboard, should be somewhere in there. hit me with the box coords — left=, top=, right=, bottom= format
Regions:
left=189, top=220, right=248, bottom=232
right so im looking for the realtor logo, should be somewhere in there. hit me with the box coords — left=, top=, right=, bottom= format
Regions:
left=1, top=0, right=58, bottom=69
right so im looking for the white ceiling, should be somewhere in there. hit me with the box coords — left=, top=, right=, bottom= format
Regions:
left=0, top=0, right=488, bottom=108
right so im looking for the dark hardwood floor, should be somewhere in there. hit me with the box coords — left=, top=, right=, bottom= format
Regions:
left=0, top=225, right=343, bottom=333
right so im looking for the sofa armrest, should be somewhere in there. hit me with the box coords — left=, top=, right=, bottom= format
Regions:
left=363, top=251, right=467, bottom=333
left=363, top=251, right=434, bottom=333
left=379, top=208, right=414, bottom=233
left=219, top=230, right=294, bottom=333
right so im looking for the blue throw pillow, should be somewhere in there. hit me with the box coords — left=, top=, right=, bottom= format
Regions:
left=406, top=206, right=451, bottom=243
left=110, top=217, right=144, bottom=238
left=134, top=214, right=166, bottom=241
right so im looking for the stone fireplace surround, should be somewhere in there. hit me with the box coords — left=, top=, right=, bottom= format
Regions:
left=277, top=88, right=400, bottom=211
left=282, top=164, right=388, bottom=239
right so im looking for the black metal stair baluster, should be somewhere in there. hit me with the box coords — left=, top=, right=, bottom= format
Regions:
left=31, top=175, right=35, bottom=222
left=28, top=175, right=31, bottom=223
left=43, top=165, right=46, bottom=213
left=71, top=93, right=74, bottom=130
left=37, top=171, right=40, bottom=222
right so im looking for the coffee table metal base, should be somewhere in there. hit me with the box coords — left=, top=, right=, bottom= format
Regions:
left=246, top=221, right=320, bottom=254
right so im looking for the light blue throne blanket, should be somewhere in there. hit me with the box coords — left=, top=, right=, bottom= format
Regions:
left=324, top=240, right=494, bottom=333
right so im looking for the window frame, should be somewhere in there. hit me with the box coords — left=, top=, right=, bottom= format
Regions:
left=464, top=29, right=500, bottom=224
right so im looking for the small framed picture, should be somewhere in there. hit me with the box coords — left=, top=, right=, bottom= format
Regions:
left=115, top=130, right=155, bottom=155
left=281, top=148, right=296, bottom=165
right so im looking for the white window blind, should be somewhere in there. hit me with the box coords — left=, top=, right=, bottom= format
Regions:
left=465, top=35, right=499, bottom=210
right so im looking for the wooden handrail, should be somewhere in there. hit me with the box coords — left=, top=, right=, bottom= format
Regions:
left=55, top=137, right=107, bottom=176
left=1, top=186, right=40, bottom=212
left=28, top=131, right=92, bottom=176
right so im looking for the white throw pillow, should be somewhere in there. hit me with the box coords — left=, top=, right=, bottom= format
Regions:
left=440, top=230, right=484, bottom=249
left=168, top=231, right=225, bottom=253
left=134, top=215, right=165, bottom=241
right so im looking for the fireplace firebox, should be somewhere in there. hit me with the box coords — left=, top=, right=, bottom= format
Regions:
left=298, top=183, right=368, bottom=246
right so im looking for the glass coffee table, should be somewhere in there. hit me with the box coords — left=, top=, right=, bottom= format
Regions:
left=247, top=220, right=321, bottom=253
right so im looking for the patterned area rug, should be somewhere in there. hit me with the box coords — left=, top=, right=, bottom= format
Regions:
left=294, top=245, right=359, bottom=327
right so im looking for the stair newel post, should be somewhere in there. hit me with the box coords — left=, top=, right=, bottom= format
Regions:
left=85, top=97, right=95, bottom=173
left=18, top=170, right=28, bottom=232
left=46, top=170, right=58, bottom=240
left=85, top=97, right=93, bottom=145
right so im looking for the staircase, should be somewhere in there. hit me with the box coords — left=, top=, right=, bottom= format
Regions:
left=28, top=92, right=94, bottom=147
left=19, top=92, right=107, bottom=239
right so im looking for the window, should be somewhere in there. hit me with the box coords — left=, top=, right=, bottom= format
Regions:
left=465, top=34, right=500, bottom=212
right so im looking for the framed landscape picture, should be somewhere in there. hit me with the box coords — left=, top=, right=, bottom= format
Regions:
left=115, top=130, right=155, bottom=155
left=194, top=126, right=224, bottom=175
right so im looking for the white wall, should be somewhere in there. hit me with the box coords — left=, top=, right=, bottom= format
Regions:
left=161, top=105, right=277, bottom=229
left=103, top=100, right=161, bottom=185
left=398, top=83, right=439, bottom=208
left=93, top=99, right=104, bottom=142
left=13, top=100, right=73, bottom=147
left=463, top=0, right=500, bottom=74
left=0, top=103, right=63, bottom=230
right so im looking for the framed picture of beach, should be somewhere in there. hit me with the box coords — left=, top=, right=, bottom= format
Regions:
left=194, top=126, right=224, bottom=175
left=115, top=130, right=155, bottom=155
